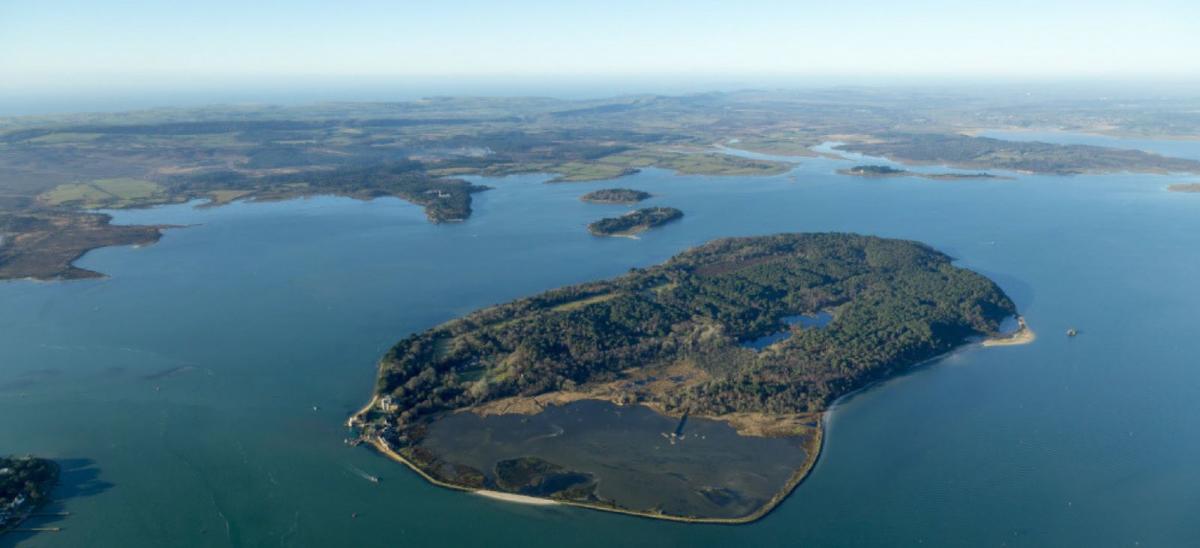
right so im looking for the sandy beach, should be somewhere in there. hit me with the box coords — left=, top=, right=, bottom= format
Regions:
left=475, top=490, right=560, bottom=506
left=982, top=317, right=1036, bottom=347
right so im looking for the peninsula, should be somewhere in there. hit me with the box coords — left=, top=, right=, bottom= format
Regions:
left=837, top=133, right=1200, bottom=175
left=1, top=456, right=58, bottom=535
left=0, top=212, right=168, bottom=280
left=587, top=207, right=682, bottom=237
left=351, top=233, right=1021, bottom=522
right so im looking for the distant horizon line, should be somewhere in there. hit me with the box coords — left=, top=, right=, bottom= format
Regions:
left=9, top=71, right=1200, bottom=87
left=2, top=75, right=1198, bottom=118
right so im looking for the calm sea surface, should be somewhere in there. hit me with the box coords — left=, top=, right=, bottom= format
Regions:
left=3, top=137, right=1200, bottom=546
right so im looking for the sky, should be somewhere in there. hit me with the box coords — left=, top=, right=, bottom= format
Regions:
left=2, top=0, right=1198, bottom=101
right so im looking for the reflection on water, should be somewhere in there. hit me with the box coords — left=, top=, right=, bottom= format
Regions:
left=740, top=311, right=833, bottom=350
left=421, top=400, right=810, bottom=519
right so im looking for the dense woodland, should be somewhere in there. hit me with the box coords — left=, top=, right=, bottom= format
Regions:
left=373, top=233, right=1015, bottom=433
left=1, top=456, right=57, bottom=528
left=587, top=207, right=683, bottom=236
left=843, top=165, right=906, bottom=176
left=579, top=188, right=651, bottom=204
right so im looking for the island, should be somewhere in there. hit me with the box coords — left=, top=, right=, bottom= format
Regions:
left=839, top=165, right=906, bottom=177
left=350, top=233, right=1024, bottom=522
left=587, top=207, right=683, bottom=237
left=838, top=164, right=1000, bottom=180
left=1, top=456, right=58, bottom=535
left=579, top=188, right=652, bottom=204
left=1168, top=183, right=1200, bottom=193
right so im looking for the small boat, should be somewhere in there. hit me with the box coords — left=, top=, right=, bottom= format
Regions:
left=1066, top=328, right=1078, bottom=337
left=660, top=431, right=685, bottom=445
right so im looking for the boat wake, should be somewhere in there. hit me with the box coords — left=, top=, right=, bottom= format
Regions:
left=525, top=424, right=565, bottom=443
left=346, top=464, right=381, bottom=484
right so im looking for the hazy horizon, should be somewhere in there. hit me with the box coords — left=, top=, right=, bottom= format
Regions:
left=4, top=74, right=1200, bottom=118
left=4, top=0, right=1198, bottom=116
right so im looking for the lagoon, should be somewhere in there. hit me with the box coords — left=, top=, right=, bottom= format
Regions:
left=421, top=399, right=811, bottom=520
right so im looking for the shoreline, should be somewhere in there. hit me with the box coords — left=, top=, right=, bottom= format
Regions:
left=474, top=490, right=560, bottom=506
left=963, top=126, right=1200, bottom=143
left=982, top=316, right=1036, bottom=347
left=350, top=402, right=825, bottom=525
left=0, top=187, right=474, bottom=283
left=0, top=460, right=61, bottom=537
left=589, top=229, right=642, bottom=239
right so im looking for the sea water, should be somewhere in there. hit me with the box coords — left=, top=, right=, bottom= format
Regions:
left=3, top=135, right=1200, bottom=546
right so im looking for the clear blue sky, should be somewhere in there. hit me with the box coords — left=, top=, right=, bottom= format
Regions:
left=2, top=0, right=1198, bottom=92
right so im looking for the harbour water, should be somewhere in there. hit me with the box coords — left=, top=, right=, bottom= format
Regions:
left=3, top=135, right=1200, bottom=546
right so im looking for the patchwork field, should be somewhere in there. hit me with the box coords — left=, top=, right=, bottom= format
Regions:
left=40, top=178, right=165, bottom=209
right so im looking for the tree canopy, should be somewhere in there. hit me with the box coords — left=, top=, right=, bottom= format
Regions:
left=374, top=233, right=1016, bottom=430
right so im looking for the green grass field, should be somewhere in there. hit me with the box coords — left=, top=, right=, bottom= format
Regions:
left=655, top=152, right=792, bottom=176
left=547, top=148, right=791, bottom=182
left=27, top=132, right=105, bottom=145
left=547, top=162, right=638, bottom=182
left=40, top=178, right=165, bottom=208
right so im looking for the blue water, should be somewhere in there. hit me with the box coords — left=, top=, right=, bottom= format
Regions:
left=741, top=312, right=833, bottom=350
left=3, top=139, right=1200, bottom=546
